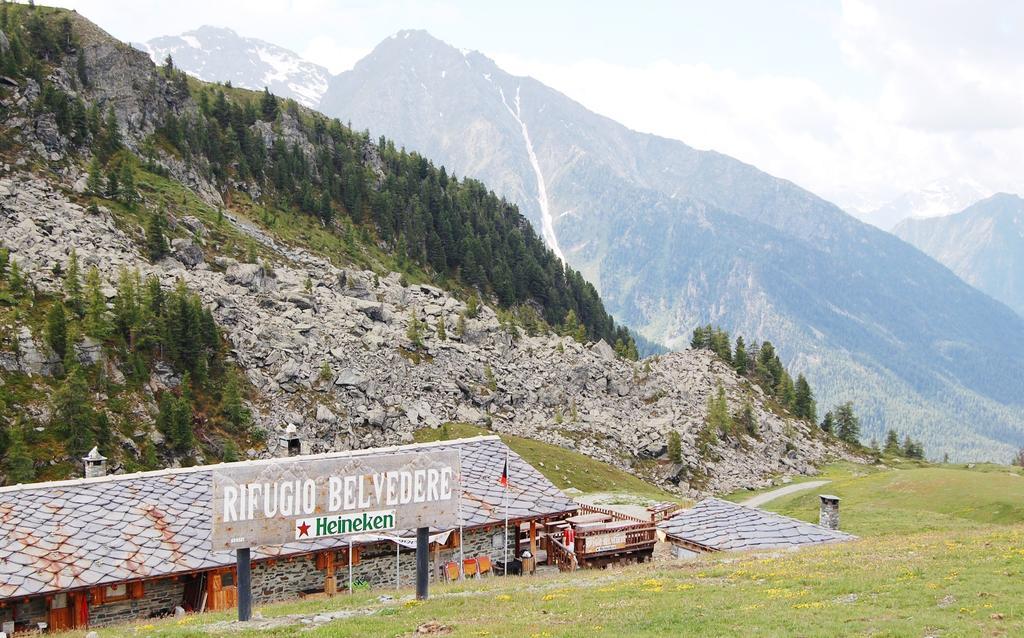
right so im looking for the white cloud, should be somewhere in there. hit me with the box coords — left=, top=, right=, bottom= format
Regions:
left=301, top=37, right=369, bottom=75
left=493, top=1, right=1024, bottom=215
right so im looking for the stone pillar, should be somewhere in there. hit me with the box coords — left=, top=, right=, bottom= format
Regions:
left=819, top=494, right=840, bottom=530
left=83, top=446, right=107, bottom=478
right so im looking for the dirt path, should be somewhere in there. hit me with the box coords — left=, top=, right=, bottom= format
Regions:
left=741, top=480, right=831, bottom=508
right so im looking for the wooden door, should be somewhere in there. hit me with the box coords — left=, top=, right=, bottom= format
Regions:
left=206, top=570, right=238, bottom=611
left=48, top=593, right=72, bottom=631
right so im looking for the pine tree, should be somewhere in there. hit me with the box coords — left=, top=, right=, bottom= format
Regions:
left=883, top=429, right=901, bottom=456
left=406, top=309, right=424, bottom=349
left=793, top=374, right=816, bottom=421
left=5, top=423, right=34, bottom=483
left=63, top=248, right=83, bottom=317
left=563, top=309, right=586, bottom=343
left=46, top=303, right=68, bottom=361
left=735, top=400, right=757, bottom=436
left=7, top=258, right=24, bottom=295
left=707, top=383, right=733, bottom=435
left=667, top=430, right=682, bottom=463
left=94, top=411, right=112, bottom=455
left=220, top=371, right=250, bottom=430
left=834, top=402, right=861, bottom=445
left=456, top=312, right=467, bottom=339
left=86, top=156, right=103, bottom=194
left=436, top=317, right=447, bottom=341
left=733, top=336, right=748, bottom=374
left=0, top=247, right=8, bottom=280
left=83, top=266, right=108, bottom=338
left=465, top=295, right=480, bottom=319
left=145, top=209, right=168, bottom=262
left=51, top=364, right=95, bottom=457
left=260, top=87, right=278, bottom=121
left=118, top=161, right=136, bottom=206
left=820, top=411, right=835, bottom=434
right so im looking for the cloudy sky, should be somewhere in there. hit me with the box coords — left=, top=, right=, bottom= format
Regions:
left=52, top=0, right=1024, bottom=216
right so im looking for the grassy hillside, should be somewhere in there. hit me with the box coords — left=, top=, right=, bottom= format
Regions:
left=762, top=461, right=1024, bottom=537
left=51, top=522, right=1024, bottom=637
left=414, top=423, right=677, bottom=502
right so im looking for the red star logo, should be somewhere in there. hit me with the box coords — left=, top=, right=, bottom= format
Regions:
left=297, top=521, right=310, bottom=537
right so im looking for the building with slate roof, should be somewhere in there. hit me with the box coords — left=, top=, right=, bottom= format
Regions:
left=0, top=436, right=576, bottom=631
left=657, top=498, right=856, bottom=558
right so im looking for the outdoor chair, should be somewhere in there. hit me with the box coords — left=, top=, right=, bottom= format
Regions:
left=462, top=558, right=479, bottom=579
left=443, top=561, right=460, bottom=582
left=476, top=555, right=493, bottom=578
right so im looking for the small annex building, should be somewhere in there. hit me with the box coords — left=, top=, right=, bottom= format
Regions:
left=0, top=436, right=576, bottom=631
left=658, top=498, right=856, bottom=558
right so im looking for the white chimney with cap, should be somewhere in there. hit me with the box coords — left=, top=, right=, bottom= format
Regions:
left=83, top=446, right=107, bottom=478
left=278, top=423, right=302, bottom=457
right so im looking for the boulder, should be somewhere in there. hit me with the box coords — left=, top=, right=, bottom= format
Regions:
left=179, top=216, right=206, bottom=237
left=171, top=238, right=204, bottom=268
left=335, top=368, right=370, bottom=390
left=225, top=262, right=274, bottom=292
left=315, top=404, right=338, bottom=424
left=74, top=336, right=104, bottom=366
left=350, top=298, right=388, bottom=322
left=590, top=339, right=616, bottom=361
left=455, top=404, right=484, bottom=424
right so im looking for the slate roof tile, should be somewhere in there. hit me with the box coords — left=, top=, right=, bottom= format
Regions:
left=657, top=498, right=855, bottom=553
left=0, top=436, right=574, bottom=600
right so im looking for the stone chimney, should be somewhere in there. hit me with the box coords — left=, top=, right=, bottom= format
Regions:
left=279, top=424, right=302, bottom=457
left=83, top=446, right=107, bottom=478
left=819, top=494, right=840, bottom=530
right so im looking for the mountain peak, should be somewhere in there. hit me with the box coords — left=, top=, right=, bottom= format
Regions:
left=143, top=26, right=329, bottom=107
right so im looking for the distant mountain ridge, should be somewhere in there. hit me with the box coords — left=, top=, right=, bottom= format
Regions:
left=894, top=193, right=1024, bottom=318
left=148, top=27, right=1024, bottom=462
left=138, top=26, right=329, bottom=107
left=857, top=178, right=991, bottom=230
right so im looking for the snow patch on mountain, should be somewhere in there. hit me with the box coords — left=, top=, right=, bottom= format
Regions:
left=144, top=27, right=329, bottom=108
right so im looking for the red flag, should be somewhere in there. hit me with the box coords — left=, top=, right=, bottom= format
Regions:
left=499, top=458, right=508, bottom=487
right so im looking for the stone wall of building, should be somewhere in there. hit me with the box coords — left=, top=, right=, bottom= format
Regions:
left=1, top=596, right=47, bottom=630
left=90, top=578, right=185, bottom=627
left=252, top=554, right=326, bottom=605
left=0, top=527, right=514, bottom=631
left=346, top=527, right=498, bottom=589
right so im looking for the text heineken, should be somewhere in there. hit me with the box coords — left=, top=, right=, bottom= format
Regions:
left=294, top=510, right=396, bottom=540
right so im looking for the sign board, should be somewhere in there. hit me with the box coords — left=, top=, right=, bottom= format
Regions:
left=585, top=531, right=628, bottom=553
left=211, top=450, right=461, bottom=550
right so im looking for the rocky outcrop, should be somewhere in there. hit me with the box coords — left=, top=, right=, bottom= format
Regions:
left=0, top=176, right=840, bottom=495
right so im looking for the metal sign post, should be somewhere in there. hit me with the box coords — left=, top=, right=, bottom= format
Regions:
left=236, top=547, right=251, bottom=622
left=415, top=527, right=429, bottom=600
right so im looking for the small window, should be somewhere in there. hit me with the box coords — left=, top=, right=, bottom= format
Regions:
left=104, top=583, right=129, bottom=602
left=221, top=572, right=234, bottom=588
left=51, top=593, right=68, bottom=609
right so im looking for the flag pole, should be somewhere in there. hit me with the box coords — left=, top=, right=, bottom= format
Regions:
left=503, top=448, right=509, bottom=576
left=458, top=448, right=465, bottom=573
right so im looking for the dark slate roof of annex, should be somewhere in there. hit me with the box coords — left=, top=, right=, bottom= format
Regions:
left=0, top=436, right=574, bottom=600
left=657, top=498, right=856, bottom=552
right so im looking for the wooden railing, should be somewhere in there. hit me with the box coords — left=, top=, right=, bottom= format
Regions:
left=647, top=502, right=683, bottom=522
left=573, top=522, right=659, bottom=557
left=547, top=536, right=578, bottom=572
left=577, top=503, right=648, bottom=524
